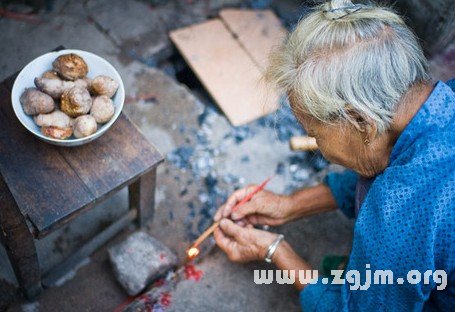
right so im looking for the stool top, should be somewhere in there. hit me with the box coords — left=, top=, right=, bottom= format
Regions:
left=0, top=74, right=163, bottom=238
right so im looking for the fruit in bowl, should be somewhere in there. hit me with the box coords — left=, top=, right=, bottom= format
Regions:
left=11, top=49, right=125, bottom=146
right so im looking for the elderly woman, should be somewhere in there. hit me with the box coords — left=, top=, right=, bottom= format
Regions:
left=213, top=0, right=454, bottom=310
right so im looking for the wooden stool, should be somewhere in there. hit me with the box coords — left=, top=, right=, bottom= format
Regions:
left=0, top=70, right=163, bottom=299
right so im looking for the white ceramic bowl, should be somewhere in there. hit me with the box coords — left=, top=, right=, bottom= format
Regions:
left=11, top=49, right=125, bottom=147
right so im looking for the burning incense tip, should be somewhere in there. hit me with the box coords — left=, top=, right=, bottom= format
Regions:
left=187, top=247, right=200, bottom=259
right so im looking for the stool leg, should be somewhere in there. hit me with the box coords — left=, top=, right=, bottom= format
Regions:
left=128, top=167, right=157, bottom=227
left=0, top=179, right=42, bottom=299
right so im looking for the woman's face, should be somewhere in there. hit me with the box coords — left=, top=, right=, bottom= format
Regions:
left=291, top=100, right=389, bottom=177
left=297, top=112, right=361, bottom=167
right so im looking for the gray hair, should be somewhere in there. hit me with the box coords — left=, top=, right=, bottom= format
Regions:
left=266, top=0, right=430, bottom=134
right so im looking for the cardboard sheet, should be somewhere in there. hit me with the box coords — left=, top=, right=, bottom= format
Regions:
left=220, top=9, right=286, bottom=70
left=170, top=10, right=286, bottom=126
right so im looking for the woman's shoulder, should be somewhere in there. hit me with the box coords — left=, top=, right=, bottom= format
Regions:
left=363, top=132, right=454, bottom=230
left=362, top=138, right=454, bottom=248
left=376, top=137, right=454, bottom=206
left=390, top=79, right=454, bottom=168
left=357, top=151, right=454, bottom=268
left=388, top=111, right=454, bottom=175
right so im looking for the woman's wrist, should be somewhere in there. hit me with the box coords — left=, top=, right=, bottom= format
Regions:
left=271, top=239, right=290, bottom=263
left=257, top=232, right=280, bottom=261
left=264, top=234, right=285, bottom=263
left=278, top=195, right=297, bottom=222
left=271, top=240, right=312, bottom=290
left=287, top=184, right=338, bottom=220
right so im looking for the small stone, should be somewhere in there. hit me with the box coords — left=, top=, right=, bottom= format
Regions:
left=275, top=162, right=285, bottom=175
left=231, top=126, right=253, bottom=143
left=167, top=146, right=194, bottom=169
left=240, top=155, right=250, bottom=163
left=223, top=173, right=239, bottom=185
left=198, top=193, right=209, bottom=203
left=293, top=169, right=310, bottom=182
left=108, top=232, right=178, bottom=296
left=289, top=164, right=299, bottom=173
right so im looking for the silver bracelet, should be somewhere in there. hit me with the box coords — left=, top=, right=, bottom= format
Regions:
left=264, top=234, right=284, bottom=263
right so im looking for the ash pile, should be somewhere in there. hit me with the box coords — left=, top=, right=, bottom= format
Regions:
left=166, top=96, right=328, bottom=241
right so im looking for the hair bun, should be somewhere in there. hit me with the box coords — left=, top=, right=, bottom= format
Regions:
left=323, top=0, right=362, bottom=20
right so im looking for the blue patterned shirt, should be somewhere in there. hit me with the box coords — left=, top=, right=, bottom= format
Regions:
left=301, top=80, right=455, bottom=311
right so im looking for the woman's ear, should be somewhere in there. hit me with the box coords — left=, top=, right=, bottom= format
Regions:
left=345, top=106, right=378, bottom=145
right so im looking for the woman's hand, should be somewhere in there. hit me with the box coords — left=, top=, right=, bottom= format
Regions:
left=213, top=185, right=294, bottom=226
left=214, top=219, right=278, bottom=262
left=215, top=219, right=314, bottom=290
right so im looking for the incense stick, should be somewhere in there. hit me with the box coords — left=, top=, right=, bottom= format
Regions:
left=188, top=175, right=274, bottom=254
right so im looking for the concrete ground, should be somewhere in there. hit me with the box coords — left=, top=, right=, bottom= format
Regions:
left=0, top=1, right=452, bottom=311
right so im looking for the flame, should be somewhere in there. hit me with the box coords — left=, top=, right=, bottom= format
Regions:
left=187, top=247, right=200, bottom=259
